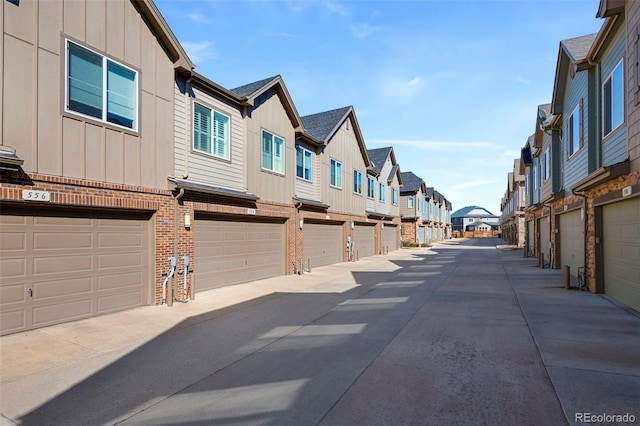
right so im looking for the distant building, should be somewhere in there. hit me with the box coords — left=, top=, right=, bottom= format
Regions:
left=451, top=206, right=499, bottom=232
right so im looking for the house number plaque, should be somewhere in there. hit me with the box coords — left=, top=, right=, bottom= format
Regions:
left=22, top=190, right=51, bottom=202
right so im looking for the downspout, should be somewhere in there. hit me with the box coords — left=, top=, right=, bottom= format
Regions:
left=170, top=187, right=185, bottom=307
left=572, top=189, right=588, bottom=290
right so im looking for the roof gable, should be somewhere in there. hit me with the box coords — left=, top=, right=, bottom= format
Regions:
left=400, top=171, right=425, bottom=194
left=452, top=205, right=497, bottom=218
left=230, top=75, right=302, bottom=129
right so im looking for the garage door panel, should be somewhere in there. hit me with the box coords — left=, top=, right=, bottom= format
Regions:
left=558, top=210, right=584, bottom=278
left=1, top=210, right=150, bottom=335
left=303, top=222, right=343, bottom=268
left=603, top=198, right=640, bottom=312
left=383, top=226, right=398, bottom=252
left=354, top=225, right=375, bottom=258
left=195, top=217, right=285, bottom=292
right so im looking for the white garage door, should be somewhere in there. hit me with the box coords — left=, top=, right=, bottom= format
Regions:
left=603, top=198, right=640, bottom=312
left=195, top=215, right=286, bottom=292
left=558, top=209, right=584, bottom=278
left=353, top=224, right=375, bottom=258
left=383, top=225, right=399, bottom=252
left=527, top=220, right=534, bottom=257
left=538, top=216, right=550, bottom=263
left=0, top=208, right=150, bottom=336
left=303, top=222, right=343, bottom=268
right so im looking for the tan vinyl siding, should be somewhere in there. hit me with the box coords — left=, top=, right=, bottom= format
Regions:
left=174, top=83, right=246, bottom=190
left=627, top=1, right=640, bottom=171
left=2, top=0, right=176, bottom=190
left=321, top=119, right=367, bottom=214
left=245, top=89, right=296, bottom=203
left=294, top=142, right=320, bottom=201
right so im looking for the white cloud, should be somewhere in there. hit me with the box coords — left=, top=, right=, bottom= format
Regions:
left=378, top=77, right=425, bottom=103
left=452, top=180, right=496, bottom=190
left=514, top=76, right=530, bottom=85
left=351, top=23, right=382, bottom=39
left=187, top=12, right=211, bottom=24
left=182, top=41, right=215, bottom=64
left=286, top=0, right=351, bottom=16
left=368, top=139, right=503, bottom=152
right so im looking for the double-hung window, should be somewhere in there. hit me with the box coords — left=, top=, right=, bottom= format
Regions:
left=408, top=197, right=414, bottom=209
left=66, top=40, right=138, bottom=130
left=193, top=103, right=230, bottom=159
left=353, top=170, right=363, bottom=194
left=392, top=188, right=398, bottom=206
left=568, top=103, right=582, bottom=157
left=262, top=130, right=284, bottom=174
left=543, top=147, right=550, bottom=181
left=379, top=183, right=386, bottom=202
left=330, top=159, right=342, bottom=188
left=296, top=146, right=312, bottom=180
left=603, top=59, right=624, bottom=137
left=367, top=176, right=375, bottom=198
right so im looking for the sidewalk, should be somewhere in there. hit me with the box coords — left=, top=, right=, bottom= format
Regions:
left=0, top=239, right=638, bottom=425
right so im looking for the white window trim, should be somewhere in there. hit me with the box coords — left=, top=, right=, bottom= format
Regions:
left=367, top=176, right=375, bottom=199
left=192, top=101, right=231, bottom=160
left=567, top=103, right=582, bottom=159
left=65, top=39, right=139, bottom=132
left=295, top=145, right=313, bottom=181
left=392, top=188, right=398, bottom=206
left=330, top=159, right=343, bottom=189
left=261, top=129, right=285, bottom=175
left=353, top=169, right=363, bottom=195
left=602, top=58, right=625, bottom=138
left=379, top=183, right=386, bottom=202
left=408, top=197, right=414, bottom=209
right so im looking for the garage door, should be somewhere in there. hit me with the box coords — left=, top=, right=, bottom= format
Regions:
left=418, top=226, right=425, bottom=244
left=603, top=198, right=640, bottom=312
left=538, top=216, right=550, bottom=262
left=0, top=208, right=150, bottom=336
left=195, top=215, right=286, bottom=292
left=303, top=222, right=343, bottom=268
left=558, top=209, right=584, bottom=278
left=354, top=224, right=375, bottom=258
left=383, top=225, right=399, bottom=252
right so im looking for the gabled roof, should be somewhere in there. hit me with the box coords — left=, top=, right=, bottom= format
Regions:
left=452, top=205, right=497, bottom=218
left=551, top=33, right=597, bottom=115
left=230, top=75, right=302, bottom=129
left=299, top=106, right=371, bottom=167
left=135, top=0, right=194, bottom=72
left=366, top=147, right=402, bottom=184
left=388, top=164, right=402, bottom=185
left=400, top=171, right=425, bottom=194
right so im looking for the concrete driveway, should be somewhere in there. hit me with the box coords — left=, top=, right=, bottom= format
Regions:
left=1, top=238, right=638, bottom=425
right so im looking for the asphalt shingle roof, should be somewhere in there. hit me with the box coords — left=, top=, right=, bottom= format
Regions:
left=301, top=106, right=351, bottom=141
left=400, top=171, right=423, bottom=193
left=561, top=33, right=598, bottom=63
left=230, top=75, right=279, bottom=97
left=367, top=147, right=392, bottom=174
left=452, top=205, right=497, bottom=218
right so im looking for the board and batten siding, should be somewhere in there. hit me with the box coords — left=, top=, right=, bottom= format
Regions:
left=245, top=88, right=296, bottom=204
left=173, top=80, right=246, bottom=191
left=2, top=0, right=174, bottom=190
left=373, top=156, right=395, bottom=216
left=562, top=69, right=590, bottom=193
left=600, top=23, right=628, bottom=167
left=321, top=117, right=367, bottom=215
left=626, top=0, right=640, bottom=171
left=294, top=141, right=321, bottom=202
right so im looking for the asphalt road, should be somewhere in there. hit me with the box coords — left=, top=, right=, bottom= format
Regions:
left=3, top=238, right=639, bottom=426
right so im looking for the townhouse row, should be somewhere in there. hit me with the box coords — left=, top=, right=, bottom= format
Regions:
left=0, top=0, right=451, bottom=335
left=500, top=0, right=640, bottom=313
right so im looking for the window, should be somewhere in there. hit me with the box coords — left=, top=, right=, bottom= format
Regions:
left=353, top=170, right=363, bottom=194
left=568, top=103, right=582, bottom=157
left=262, top=130, right=284, bottom=174
left=66, top=40, right=138, bottom=130
left=330, top=159, right=342, bottom=188
left=408, top=197, right=414, bottom=208
left=379, top=183, right=386, bottom=202
left=392, top=188, right=398, bottom=206
left=543, top=146, right=550, bottom=181
left=193, top=103, right=230, bottom=159
left=603, top=60, right=624, bottom=136
left=367, top=176, right=375, bottom=198
left=296, top=146, right=312, bottom=180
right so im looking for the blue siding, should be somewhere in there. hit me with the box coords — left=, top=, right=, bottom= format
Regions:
left=562, top=70, right=589, bottom=193
left=600, top=25, right=628, bottom=166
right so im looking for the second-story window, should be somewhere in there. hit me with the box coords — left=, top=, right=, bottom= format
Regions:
left=392, top=188, right=398, bottom=206
left=568, top=102, right=582, bottom=157
left=262, top=130, right=284, bottom=174
left=330, top=159, right=342, bottom=188
left=408, top=197, right=414, bottom=208
left=193, top=103, right=230, bottom=159
left=379, top=183, right=386, bottom=202
left=66, top=40, right=138, bottom=130
left=603, top=59, right=624, bottom=137
left=367, top=176, right=375, bottom=199
left=296, top=146, right=312, bottom=181
left=543, top=146, right=550, bottom=181
left=353, top=170, right=363, bottom=194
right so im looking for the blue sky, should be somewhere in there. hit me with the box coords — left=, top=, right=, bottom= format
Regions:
left=155, top=0, right=604, bottom=216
